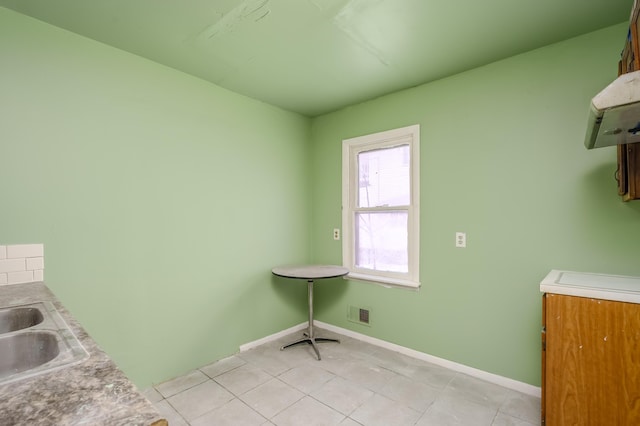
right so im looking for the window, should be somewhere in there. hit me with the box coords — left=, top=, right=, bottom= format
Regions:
left=342, top=125, right=420, bottom=289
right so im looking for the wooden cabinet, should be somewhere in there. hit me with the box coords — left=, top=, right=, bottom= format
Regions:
left=618, top=143, right=640, bottom=200
left=617, top=2, right=640, bottom=201
left=542, top=293, right=640, bottom=425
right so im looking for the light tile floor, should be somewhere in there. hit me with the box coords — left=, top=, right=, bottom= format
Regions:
left=143, top=328, right=540, bottom=426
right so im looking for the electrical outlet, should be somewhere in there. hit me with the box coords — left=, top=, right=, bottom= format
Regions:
left=333, top=228, right=340, bottom=240
left=455, top=232, right=466, bottom=248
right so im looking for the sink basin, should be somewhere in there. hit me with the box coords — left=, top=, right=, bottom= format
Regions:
left=0, top=302, right=89, bottom=385
left=0, top=332, right=60, bottom=380
left=0, top=307, right=44, bottom=334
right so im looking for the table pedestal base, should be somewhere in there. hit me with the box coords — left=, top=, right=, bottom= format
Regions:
left=281, top=332, right=340, bottom=361
left=279, top=279, right=340, bottom=360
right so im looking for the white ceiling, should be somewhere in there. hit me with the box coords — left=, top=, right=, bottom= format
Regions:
left=0, top=0, right=634, bottom=116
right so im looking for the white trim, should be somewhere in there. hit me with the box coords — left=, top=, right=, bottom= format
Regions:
left=315, top=321, right=540, bottom=398
left=341, top=124, right=420, bottom=286
left=238, top=322, right=307, bottom=352
left=238, top=321, right=541, bottom=398
left=345, top=272, right=420, bottom=290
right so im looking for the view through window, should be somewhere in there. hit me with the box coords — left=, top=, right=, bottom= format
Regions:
left=342, top=125, right=420, bottom=289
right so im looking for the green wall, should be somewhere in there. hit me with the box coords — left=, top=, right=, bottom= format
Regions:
left=2, top=4, right=639, bottom=391
left=0, top=8, right=311, bottom=387
left=310, top=23, right=640, bottom=387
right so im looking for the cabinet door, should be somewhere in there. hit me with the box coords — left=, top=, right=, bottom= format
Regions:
left=541, top=294, right=547, bottom=425
left=624, top=143, right=640, bottom=201
left=544, top=294, right=640, bottom=425
left=621, top=32, right=636, bottom=73
left=617, top=143, right=640, bottom=201
left=616, top=3, right=640, bottom=201
left=617, top=145, right=628, bottom=196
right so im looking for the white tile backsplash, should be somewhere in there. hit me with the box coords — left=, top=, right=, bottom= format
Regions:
left=7, top=243, right=44, bottom=258
left=8, top=270, right=34, bottom=285
left=0, top=258, right=26, bottom=273
left=26, top=257, right=44, bottom=271
left=0, top=244, right=44, bottom=286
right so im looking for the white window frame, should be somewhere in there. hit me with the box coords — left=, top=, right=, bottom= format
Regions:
left=342, top=124, right=420, bottom=289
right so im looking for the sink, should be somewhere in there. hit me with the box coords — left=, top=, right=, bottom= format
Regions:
left=0, top=307, right=44, bottom=334
left=0, top=302, right=89, bottom=385
left=0, top=332, right=60, bottom=380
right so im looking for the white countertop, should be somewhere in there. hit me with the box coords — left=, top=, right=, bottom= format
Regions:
left=540, top=270, right=640, bottom=304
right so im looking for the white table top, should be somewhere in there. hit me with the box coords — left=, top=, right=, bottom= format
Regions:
left=272, top=265, right=349, bottom=280
left=540, top=269, right=640, bottom=304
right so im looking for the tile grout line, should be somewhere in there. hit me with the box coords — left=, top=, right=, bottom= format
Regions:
left=149, top=328, right=541, bottom=426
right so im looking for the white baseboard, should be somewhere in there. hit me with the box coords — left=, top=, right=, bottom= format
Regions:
left=315, top=321, right=541, bottom=398
left=239, top=321, right=541, bottom=398
left=239, top=322, right=307, bottom=352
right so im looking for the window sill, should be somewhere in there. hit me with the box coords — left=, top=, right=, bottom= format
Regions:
left=344, top=272, right=420, bottom=290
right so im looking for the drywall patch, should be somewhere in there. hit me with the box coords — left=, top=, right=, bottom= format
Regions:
left=199, top=0, right=271, bottom=40
left=332, top=0, right=390, bottom=66
left=308, top=0, right=350, bottom=13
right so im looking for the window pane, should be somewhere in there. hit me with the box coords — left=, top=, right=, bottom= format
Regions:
left=355, top=211, right=408, bottom=273
left=358, top=144, right=410, bottom=208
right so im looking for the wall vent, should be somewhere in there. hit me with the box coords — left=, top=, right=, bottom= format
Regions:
left=348, top=305, right=371, bottom=326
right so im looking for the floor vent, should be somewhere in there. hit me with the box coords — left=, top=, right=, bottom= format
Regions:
left=348, top=305, right=371, bottom=326
left=359, top=308, right=370, bottom=324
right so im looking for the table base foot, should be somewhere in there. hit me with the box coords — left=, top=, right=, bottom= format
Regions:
left=280, top=335, right=340, bottom=360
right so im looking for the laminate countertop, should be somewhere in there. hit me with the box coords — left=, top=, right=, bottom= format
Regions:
left=0, top=282, right=166, bottom=426
left=540, top=269, right=640, bottom=304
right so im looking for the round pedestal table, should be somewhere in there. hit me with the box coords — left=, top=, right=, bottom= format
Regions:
left=272, top=265, right=349, bottom=360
